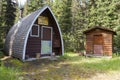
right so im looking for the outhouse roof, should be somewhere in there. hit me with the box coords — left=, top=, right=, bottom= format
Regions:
left=83, top=26, right=116, bottom=35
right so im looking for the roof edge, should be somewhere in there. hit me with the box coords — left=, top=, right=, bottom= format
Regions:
left=22, top=5, right=64, bottom=61
left=84, top=26, right=116, bottom=35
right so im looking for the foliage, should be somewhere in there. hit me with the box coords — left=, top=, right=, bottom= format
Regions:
left=52, top=0, right=73, bottom=51
left=0, top=0, right=16, bottom=46
left=5, top=0, right=16, bottom=30
left=112, top=52, right=120, bottom=58
left=52, top=0, right=88, bottom=52
left=70, top=0, right=88, bottom=52
left=27, top=0, right=53, bottom=14
left=0, top=0, right=7, bottom=44
left=27, top=0, right=44, bottom=13
left=0, top=51, right=4, bottom=58
left=0, top=0, right=120, bottom=52
left=87, top=0, right=119, bottom=28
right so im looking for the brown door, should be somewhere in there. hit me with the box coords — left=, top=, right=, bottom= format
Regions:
left=41, top=26, right=52, bottom=55
left=93, top=35, right=103, bottom=55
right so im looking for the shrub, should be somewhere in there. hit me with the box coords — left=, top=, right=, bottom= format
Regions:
left=0, top=51, right=4, bottom=58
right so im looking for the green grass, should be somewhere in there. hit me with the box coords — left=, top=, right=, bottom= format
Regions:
left=82, top=58, right=120, bottom=71
left=0, top=62, right=20, bottom=80
left=64, top=52, right=120, bottom=71
left=20, top=52, right=120, bottom=80
left=1, top=52, right=120, bottom=80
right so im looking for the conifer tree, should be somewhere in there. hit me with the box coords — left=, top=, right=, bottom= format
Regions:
left=27, top=0, right=44, bottom=13
left=5, top=0, right=16, bottom=34
left=0, top=0, right=8, bottom=45
left=52, top=0, right=72, bottom=51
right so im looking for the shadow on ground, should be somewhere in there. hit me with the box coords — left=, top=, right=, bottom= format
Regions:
left=2, top=53, right=120, bottom=80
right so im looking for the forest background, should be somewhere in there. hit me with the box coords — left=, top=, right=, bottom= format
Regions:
left=0, top=0, right=120, bottom=53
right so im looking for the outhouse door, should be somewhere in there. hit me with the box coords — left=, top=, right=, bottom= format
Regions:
left=93, top=35, right=103, bottom=55
left=41, top=26, right=52, bottom=56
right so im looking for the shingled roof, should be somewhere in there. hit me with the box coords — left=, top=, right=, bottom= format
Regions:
left=83, top=26, right=116, bottom=35
left=4, top=6, right=64, bottom=61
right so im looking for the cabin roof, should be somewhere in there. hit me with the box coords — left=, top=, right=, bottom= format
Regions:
left=4, top=5, right=64, bottom=61
left=83, top=26, right=116, bottom=35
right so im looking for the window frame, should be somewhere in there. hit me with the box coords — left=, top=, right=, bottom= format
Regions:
left=30, top=24, right=40, bottom=37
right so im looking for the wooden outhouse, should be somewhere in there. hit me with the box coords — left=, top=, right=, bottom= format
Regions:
left=4, top=6, right=64, bottom=61
left=84, top=26, right=116, bottom=57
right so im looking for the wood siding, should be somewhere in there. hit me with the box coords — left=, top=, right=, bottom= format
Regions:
left=26, top=32, right=41, bottom=58
left=103, top=33, right=112, bottom=56
left=85, top=29, right=113, bottom=56
left=26, top=9, right=62, bottom=59
left=41, top=9, right=62, bottom=55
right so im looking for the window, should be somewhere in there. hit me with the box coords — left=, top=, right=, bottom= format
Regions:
left=30, top=24, right=39, bottom=37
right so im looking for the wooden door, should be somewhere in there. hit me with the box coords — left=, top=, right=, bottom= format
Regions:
left=41, top=26, right=52, bottom=55
left=93, top=35, right=103, bottom=55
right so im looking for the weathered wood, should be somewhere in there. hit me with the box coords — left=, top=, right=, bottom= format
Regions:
left=84, top=26, right=116, bottom=57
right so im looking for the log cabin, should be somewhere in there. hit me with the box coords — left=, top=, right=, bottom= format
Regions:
left=84, top=26, right=116, bottom=57
left=4, top=6, right=64, bottom=61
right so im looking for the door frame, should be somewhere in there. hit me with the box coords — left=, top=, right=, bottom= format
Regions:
left=41, top=26, right=53, bottom=55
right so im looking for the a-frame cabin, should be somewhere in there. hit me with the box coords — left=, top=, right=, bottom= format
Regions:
left=4, top=6, right=64, bottom=61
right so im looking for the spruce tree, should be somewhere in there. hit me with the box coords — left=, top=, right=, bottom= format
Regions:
left=0, top=0, right=7, bottom=45
left=27, top=0, right=44, bottom=13
left=5, top=0, right=16, bottom=34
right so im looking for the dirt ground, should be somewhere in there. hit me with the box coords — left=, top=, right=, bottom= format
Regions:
left=88, top=71, right=120, bottom=80
left=22, top=71, right=120, bottom=80
left=2, top=53, right=120, bottom=80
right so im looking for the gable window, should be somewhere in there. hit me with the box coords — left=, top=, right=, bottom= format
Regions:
left=30, top=24, right=39, bottom=37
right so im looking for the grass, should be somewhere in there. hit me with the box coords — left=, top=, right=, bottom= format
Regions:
left=82, top=58, right=120, bottom=71
left=1, top=52, right=120, bottom=80
left=0, top=62, right=20, bottom=80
